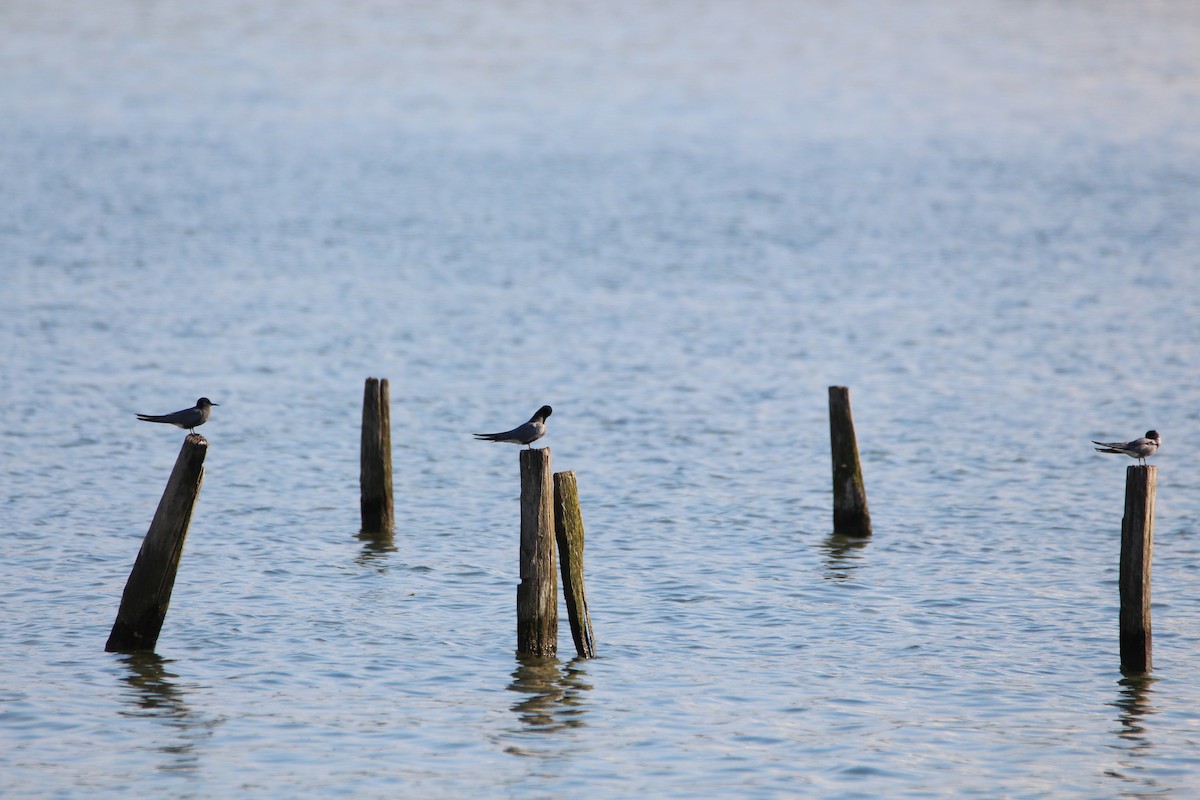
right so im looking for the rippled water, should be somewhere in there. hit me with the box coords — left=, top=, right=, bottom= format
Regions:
left=3, top=1, right=1200, bottom=796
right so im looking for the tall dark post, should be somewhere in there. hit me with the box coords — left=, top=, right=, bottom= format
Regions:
left=106, top=434, right=207, bottom=652
left=828, top=386, right=872, bottom=536
left=1120, top=465, right=1155, bottom=673
left=360, top=377, right=394, bottom=534
left=517, top=448, right=557, bottom=657
left=553, top=470, right=596, bottom=659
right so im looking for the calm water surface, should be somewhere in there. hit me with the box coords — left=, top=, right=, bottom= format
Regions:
left=2, top=1, right=1200, bottom=797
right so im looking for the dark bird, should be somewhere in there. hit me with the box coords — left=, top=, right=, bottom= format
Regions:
left=1092, top=430, right=1161, bottom=465
left=137, top=397, right=219, bottom=434
left=473, top=405, right=552, bottom=448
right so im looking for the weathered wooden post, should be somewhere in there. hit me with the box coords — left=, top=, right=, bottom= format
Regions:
left=553, top=471, right=596, bottom=659
left=828, top=386, right=872, bottom=536
left=106, top=434, right=207, bottom=652
left=518, top=448, right=557, bottom=657
left=360, top=377, right=394, bottom=534
left=1120, top=465, right=1156, bottom=673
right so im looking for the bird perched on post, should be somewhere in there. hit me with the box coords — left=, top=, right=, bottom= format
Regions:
left=473, top=405, right=552, bottom=448
left=1092, top=430, right=1161, bottom=465
left=136, top=397, right=219, bottom=434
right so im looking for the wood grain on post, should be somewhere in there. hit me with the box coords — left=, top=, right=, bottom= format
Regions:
left=828, top=386, right=872, bottom=537
left=1120, top=465, right=1155, bottom=673
left=360, top=377, right=394, bottom=534
left=517, top=448, right=557, bottom=657
left=553, top=471, right=596, bottom=659
left=106, top=434, right=207, bottom=652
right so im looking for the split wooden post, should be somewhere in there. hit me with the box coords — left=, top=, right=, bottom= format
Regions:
left=553, top=471, right=596, bottom=659
left=1120, top=465, right=1156, bottom=673
left=828, top=386, right=872, bottom=537
left=106, top=434, right=207, bottom=652
left=360, top=377, right=394, bottom=534
left=517, top=448, right=557, bottom=657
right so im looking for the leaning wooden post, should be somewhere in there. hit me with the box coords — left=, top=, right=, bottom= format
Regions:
left=360, top=377, right=394, bottom=534
left=106, top=434, right=207, bottom=652
left=1120, top=465, right=1156, bottom=673
left=517, top=448, right=557, bottom=657
left=828, top=386, right=872, bottom=536
left=553, top=471, right=596, bottom=659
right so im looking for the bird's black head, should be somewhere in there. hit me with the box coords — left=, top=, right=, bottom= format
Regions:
left=1146, top=430, right=1160, bottom=441
left=537, top=405, right=553, bottom=420
left=197, top=397, right=219, bottom=408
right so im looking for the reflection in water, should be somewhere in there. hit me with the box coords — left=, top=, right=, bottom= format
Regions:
left=503, top=656, right=592, bottom=755
left=1114, top=673, right=1156, bottom=740
left=356, top=530, right=398, bottom=569
left=118, top=652, right=189, bottom=719
left=819, top=533, right=870, bottom=581
left=1104, top=673, right=1160, bottom=796
left=116, top=652, right=219, bottom=774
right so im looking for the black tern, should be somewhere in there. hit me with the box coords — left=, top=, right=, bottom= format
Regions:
left=1092, top=430, right=1161, bottom=465
left=473, top=405, right=552, bottom=448
left=137, top=397, right=219, bottom=434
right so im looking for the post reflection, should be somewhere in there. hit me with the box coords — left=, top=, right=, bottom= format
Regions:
left=505, top=655, right=592, bottom=742
left=1104, top=672, right=1159, bottom=794
left=356, top=530, right=398, bottom=569
left=115, top=652, right=218, bottom=773
left=1113, top=672, right=1156, bottom=741
left=819, top=533, right=870, bottom=581
left=118, top=651, right=189, bottom=719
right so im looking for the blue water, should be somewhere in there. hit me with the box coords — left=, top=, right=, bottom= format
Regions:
left=3, top=1, right=1200, bottom=797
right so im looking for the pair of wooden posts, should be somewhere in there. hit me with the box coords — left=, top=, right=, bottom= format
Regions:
left=516, top=449, right=597, bottom=658
left=360, top=378, right=596, bottom=659
left=828, top=386, right=1156, bottom=674
left=107, top=378, right=397, bottom=653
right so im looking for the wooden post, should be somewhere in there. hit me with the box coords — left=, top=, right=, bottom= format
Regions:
left=517, top=448, right=557, bottom=657
left=106, top=434, right=207, bottom=652
left=828, top=386, right=872, bottom=537
left=553, top=471, right=596, bottom=659
left=360, top=377, right=394, bottom=534
left=1120, top=465, right=1155, bottom=673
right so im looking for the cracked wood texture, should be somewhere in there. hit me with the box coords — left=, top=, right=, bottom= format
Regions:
left=360, top=377, right=394, bottom=534
left=517, top=448, right=557, bottom=657
left=554, top=470, right=596, bottom=659
left=106, top=434, right=207, bottom=652
left=1120, top=465, right=1155, bottom=674
left=829, top=386, right=872, bottom=537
